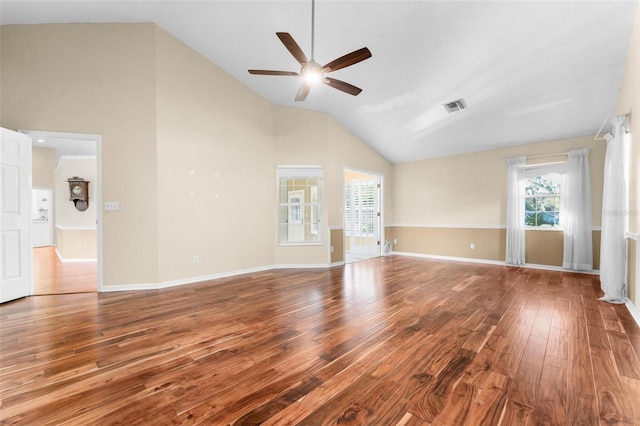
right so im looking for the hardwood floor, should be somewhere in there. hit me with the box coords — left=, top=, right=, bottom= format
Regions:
left=1, top=256, right=640, bottom=425
left=33, top=247, right=96, bottom=295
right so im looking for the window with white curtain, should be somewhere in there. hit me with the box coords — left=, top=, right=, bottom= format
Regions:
left=524, top=172, right=562, bottom=227
left=277, top=166, right=323, bottom=245
left=524, top=163, right=567, bottom=228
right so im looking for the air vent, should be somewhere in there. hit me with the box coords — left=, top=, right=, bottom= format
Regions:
left=443, top=98, right=467, bottom=113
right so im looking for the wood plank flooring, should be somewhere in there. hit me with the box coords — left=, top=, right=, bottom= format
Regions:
left=1, top=256, right=640, bottom=425
left=33, top=247, right=96, bottom=295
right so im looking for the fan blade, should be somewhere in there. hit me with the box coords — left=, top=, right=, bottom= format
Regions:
left=248, top=70, right=300, bottom=76
left=323, top=47, right=371, bottom=72
left=276, top=32, right=309, bottom=66
left=324, top=77, right=363, bottom=96
left=295, top=81, right=312, bottom=102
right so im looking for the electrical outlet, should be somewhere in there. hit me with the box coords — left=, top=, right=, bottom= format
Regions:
left=331, top=246, right=334, bottom=253
left=470, top=243, right=475, bottom=250
left=393, top=239, right=398, bottom=245
left=193, top=255, right=199, bottom=264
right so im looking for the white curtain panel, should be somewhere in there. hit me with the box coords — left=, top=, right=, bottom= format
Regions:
left=506, top=156, right=526, bottom=265
left=599, top=116, right=629, bottom=303
left=561, top=149, right=593, bottom=271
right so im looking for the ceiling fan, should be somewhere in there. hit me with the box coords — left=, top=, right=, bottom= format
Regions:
left=248, top=0, right=372, bottom=102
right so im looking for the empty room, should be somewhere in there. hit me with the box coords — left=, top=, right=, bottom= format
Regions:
left=1, top=1, right=640, bottom=424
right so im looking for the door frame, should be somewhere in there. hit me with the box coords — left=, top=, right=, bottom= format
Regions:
left=343, top=167, right=384, bottom=262
left=348, top=178, right=379, bottom=256
left=31, top=186, right=54, bottom=247
left=20, top=130, right=103, bottom=292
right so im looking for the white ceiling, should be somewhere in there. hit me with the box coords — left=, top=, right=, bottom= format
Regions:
left=2, top=1, right=637, bottom=163
left=26, top=132, right=96, bottom=163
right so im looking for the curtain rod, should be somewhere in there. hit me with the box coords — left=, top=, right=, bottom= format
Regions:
left=594, top=112, right=631, bottom=141
left=527, top=152, right=568, bottom=160
left=594, top=115, right=611, bottom=141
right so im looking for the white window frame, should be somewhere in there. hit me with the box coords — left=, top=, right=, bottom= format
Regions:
left=524, top=162, right=566, bottom=230
left=277, top=166, right=323, bottom=246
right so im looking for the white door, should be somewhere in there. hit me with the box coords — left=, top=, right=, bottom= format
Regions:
left=348, top=178, right=380, bottom=257
left=287, top=190, right=305, bottom=242
left=1, top=128, right=32, bottom=303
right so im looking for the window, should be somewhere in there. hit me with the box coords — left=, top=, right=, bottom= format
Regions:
left=277, top=167, right=323, bottom=244
left=524, top=172, right=562, bottom=227
left=310, top=186, right=319, bottom=235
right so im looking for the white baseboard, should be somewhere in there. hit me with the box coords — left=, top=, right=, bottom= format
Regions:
left=625, top=298, right=640, bottom=328
left=392, top=251, right=505, bottom=266
left=55, top=248, right=96, bottom=263
left=273, top=263, right=330, bottom=269
left=160, top=265, right=277, bottom=289
left=101, top=282, right=159, bottom=292
left=391, top=251, right=600, bottom=275
left=102, top=264, right=276, bottom=292
left=101, top=263, right=336, bottom=292
left=100, top=252, right=602, bottom=293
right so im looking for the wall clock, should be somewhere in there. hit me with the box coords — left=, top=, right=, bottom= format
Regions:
left=67, top=176, right=90, bottom=212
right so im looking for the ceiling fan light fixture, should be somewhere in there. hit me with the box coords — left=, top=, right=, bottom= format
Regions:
left=303, top=64, right=323, bottom=84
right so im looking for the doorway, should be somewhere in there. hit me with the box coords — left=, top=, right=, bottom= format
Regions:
left=32, top=187, right=53, bottom=247
left=344, top=168, right=382, bottom=263
left=23, top=130, right=102, bottom=294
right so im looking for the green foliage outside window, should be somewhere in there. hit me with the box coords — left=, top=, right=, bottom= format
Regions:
left=524, top=174, right=561, bottom=227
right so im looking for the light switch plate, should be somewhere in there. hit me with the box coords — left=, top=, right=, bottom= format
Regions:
left=104, top=201, right=119, bottom=211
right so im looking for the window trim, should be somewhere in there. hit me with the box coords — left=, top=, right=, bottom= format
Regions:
left=276, top=166, right=323, bottom=246
left=524, top=162, right=566, bottom=229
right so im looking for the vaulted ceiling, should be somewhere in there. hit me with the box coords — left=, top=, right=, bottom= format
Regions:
left=2, top=1, right=637, bottom=163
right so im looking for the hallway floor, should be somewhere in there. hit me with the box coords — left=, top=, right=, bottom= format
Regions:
left=33, top=246, right=96, bottom=294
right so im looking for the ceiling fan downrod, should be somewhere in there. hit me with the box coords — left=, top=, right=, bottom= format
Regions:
left=310, top=0, right=315, bottom=61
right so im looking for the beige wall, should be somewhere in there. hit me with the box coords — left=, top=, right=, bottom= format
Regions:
left=32, top=147, right=56, bottom=188
left=615, top=5, right=640, bottom=308
left=525, top=230, right=600, bottom=270
left=328, top=119, right=392, bottom=227
left=330, top=228, right=344, bottom=264
left=386, top=226, right=601, bottom=269
left=10, top=20, right=627, bottom=288
left=273, top=106, right=392, bottom=266
left=2, top=23, right=389, bottom=287
left=327, top=119, right=392, bottom=261
left=273, top=107, right=329, bottom=265
left=387, top=226, right=506, bottom=261
left=1, top=23, right=159, bottom=286
left=155, top=28, right=275, bottom=282
left=392, top=135, right=605, bottom=227
left=389, top=135, right=606, bottom=268
left=616, top=5, right=640, bottom=236
left=56, top=228, right=97, bottom=259
left=55, top=156, right=97, bottom=228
